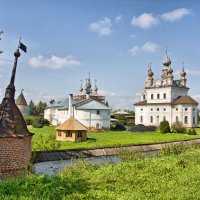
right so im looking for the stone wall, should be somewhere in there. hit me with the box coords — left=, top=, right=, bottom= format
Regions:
left=0, top=136, right=32, bottom=179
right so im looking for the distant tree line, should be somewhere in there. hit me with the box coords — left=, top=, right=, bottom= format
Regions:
left=29, top=100, right=47, bottom=116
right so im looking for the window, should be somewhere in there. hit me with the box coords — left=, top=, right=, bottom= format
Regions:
left=193, top=108, right=195, bottom=111
left=151, top=108, right=153, bottom=111
left=163, top=116, right=166, bottom=121
left=176, top=108, right=178, bottom=111
left=193, top=116, right=196, bottom=124
left=78, top=131, right=82, bottom=137
left=66, top=132, right=72, bottom=137
left=176, top=116, right=179, bottom=122
left=185, top=108, right=188, bottom=111
left=140, top=116, right=143, bottom=123
left=150, top=116, right=153, bottom=123
left=163, top=93, right=166, bottom=99
left=58, top=131, right=62, bottom=137
left=157, top=108, right=159, bottom=111
left=184, top=116, right=188, bottom=124
left=96, top=123, right=100, bottom=129
left=141, top=108, right=143, bottom=111
left=97, top=110, right=100, bottom=115
left=163, top=108, right=166, bottom=111
left=156, top=116, right=159, bottom=124
left=143, top=95, right=145, bottom=100
left=151, top=94, right=153, bottom=99
left=157, top=94, right=160, bottom=99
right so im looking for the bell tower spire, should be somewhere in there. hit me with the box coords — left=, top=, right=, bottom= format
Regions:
left=180, top=62, right=187, bottom=87
left=145, top=63, right=154, bottom=88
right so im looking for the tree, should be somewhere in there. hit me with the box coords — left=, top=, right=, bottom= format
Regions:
left=29, top=100, right=36, bottom=115
left=159, top=120, right=170, bottom=133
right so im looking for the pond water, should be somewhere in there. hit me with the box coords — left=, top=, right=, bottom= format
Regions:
left=33, top=150, right=159, bottom=176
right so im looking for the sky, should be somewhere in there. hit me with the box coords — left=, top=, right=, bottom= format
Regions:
left=0, top=0, right=200, bottom=110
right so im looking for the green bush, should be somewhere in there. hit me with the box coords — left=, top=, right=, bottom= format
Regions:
left=159, top=120, right=171, bottom=133
left=25, top=116, right=50, bottom=126
left=188, top=128, right=197, bottom=135
left=32, top=121, right=43, bottom=128
left=171, top=121, right=186, bottom=133
left=25, top=116, right=36, bottom=125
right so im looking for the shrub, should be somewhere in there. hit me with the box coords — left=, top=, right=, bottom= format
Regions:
left=32, top=121, right=43, bottom=128
left=25, top=116, right=36, bottom=125
left=188, top=128, right=197, bottom=135
left=159, top=120, right=170, bottom=133
left=25, top=116, right=50, bottom=127
left=171, top=121, right=186, bottom=133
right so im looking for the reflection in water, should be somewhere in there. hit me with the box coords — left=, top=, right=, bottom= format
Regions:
left=33, top=150, right=159, bottom=176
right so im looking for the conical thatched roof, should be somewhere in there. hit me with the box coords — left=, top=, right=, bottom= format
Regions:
left=56, top=117, right=87, bottom=131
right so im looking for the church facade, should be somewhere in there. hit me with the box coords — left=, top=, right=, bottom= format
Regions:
left=44, top=77, right=111, bottom=129
left=134, top=51, right=198, bottom=127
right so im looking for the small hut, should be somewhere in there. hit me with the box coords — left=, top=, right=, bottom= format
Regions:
left=56, top=117, right=87, bottom=142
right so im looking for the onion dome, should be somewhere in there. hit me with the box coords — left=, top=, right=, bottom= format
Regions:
left=181, top=62, right=186, bottom=77
left=168, top=66, right=173, bottom=73
left=148, top=66, right=154, bottom=76
left=94, top=80, right=98, bottom=93
left=162, top=49, right=171, bottom=66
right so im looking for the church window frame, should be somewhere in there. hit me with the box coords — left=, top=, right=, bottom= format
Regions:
left=151, top=94, right=153, bottom=99
left=176, top=108, right=178, bottom=111
left=184, top=116, right=188, bottom=124
left=157, top=94, right=160, bottom=99
left=151, top=108, right=153, bottom=111
left=156, top=116, right=159, bottom=124
left=141, top=108, right=143, bottom=111
left=163, top=93, right=166, bottom=99
left=157, top=108, right=159, bottom=111
left=150, top=116, right=153, bottom=123
left=140, top=116, right=143, bottom=123
left=193, top=116, right=196, bottom=124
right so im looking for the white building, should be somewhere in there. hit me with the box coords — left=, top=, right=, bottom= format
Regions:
left=44, top=78, right=111, bottom=129
left=134, top=51, right=198, bottom=127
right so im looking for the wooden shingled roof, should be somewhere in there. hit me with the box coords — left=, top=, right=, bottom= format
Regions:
left=16, top=91, right=27, bottom=106
left=56, top=117, right=87, bottom=131
left=173, top=96, right=199, bottom=105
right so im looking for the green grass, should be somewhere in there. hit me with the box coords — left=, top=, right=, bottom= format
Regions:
left=30, top=126, right=200, bottom=151
left=1, top=145, right=200, bottom=199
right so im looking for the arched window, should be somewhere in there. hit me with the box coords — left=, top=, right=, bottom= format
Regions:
left=143, top=95, right=145, bottom=100
left=163, top=116, right=166, bottom=121
left=184, top=116, right=188, bottom=124
left=193, top=116, right=196, bottom=124
left=163, top=93, right=166, bottom=99
left=150, top=116, right=153, bottom=123
left=140, top=116, right=143, bottom=123
left=151, top=94, right=153, bottom=99
left=157, top=94, right=160, bottom=99
left=156, top=116, right=159, bottom=124
left=176, top=116, right=179, bottom=122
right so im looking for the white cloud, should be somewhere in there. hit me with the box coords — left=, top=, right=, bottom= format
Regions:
left=29, top=55, right=81, bottom=69
left=131, top=13, right=158, bottom=29
left=115, top=15, right=123, bottom=23
left=89, top=17, right=112, bottom=36
left=162, top=8, right=190, bottom=22
left=130, top=41, right=158, bottom=56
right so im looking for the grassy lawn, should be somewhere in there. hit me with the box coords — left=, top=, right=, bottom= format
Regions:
left=1, top=146, right=200, bottom=199
left=30, top=126, right=200, bottom=151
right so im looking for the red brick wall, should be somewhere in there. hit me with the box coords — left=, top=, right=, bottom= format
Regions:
left=0, top=136, right=32, bottom=179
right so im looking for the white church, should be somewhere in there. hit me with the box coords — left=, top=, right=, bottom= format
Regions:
left=134, top=51, right=198, bottom=127
left=44, top=77, right=111, bottom=129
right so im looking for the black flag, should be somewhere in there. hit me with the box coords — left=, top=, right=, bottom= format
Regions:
left=19, top=42, right=27, bottom=53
